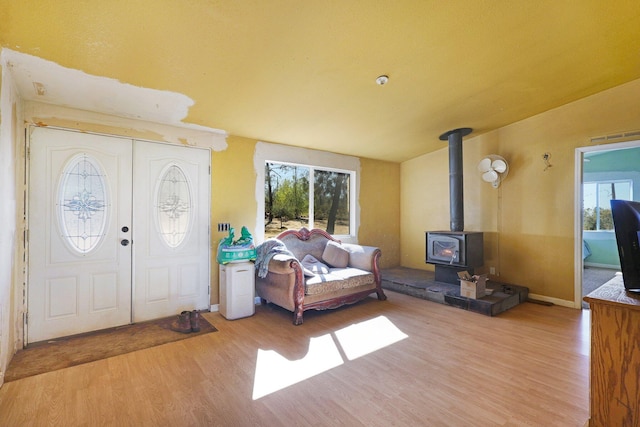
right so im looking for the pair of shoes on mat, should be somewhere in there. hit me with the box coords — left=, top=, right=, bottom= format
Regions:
left=170, top=310, right=200, bottom=333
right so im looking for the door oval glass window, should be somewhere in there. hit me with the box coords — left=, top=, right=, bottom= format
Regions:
left=156, top=164, right=192, bottom=248
left=58, top=153, right=109, bottom=254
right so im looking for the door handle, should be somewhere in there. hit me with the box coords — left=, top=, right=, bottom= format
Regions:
left=121, top=239, right=130, bottom=246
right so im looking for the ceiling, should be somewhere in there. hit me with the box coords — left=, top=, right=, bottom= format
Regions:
left=2, top=1, right=640, bottom=162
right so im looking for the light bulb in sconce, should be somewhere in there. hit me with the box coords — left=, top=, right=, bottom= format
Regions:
left=542, top=152, right=552, bottom=171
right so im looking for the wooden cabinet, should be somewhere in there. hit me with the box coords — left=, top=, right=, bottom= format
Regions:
left=584, top=276, right=640, bottom=426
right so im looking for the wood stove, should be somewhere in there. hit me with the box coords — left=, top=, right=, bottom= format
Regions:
left=426, top=231, right=483, bottom=267
left=426, top=231, right=483, bottom=283
left=425, top=128, right=484, bottom=284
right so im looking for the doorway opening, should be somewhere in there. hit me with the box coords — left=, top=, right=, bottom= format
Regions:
left=575, top=139, right=640, bottom=308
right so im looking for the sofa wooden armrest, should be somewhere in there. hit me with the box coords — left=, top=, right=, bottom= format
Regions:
left=255, top=228, right=386, bottom=325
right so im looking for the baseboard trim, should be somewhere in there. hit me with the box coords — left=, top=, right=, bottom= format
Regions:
left=210, top=299, right=261, bottom=313
left=584, top=262, right=619, bottom=270
left=528, top=293, right=577, bottom=309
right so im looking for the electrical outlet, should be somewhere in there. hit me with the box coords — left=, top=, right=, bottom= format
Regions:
left=217, top=223, right=231, bottom=232
left=489, top=266, right=496, bottom=275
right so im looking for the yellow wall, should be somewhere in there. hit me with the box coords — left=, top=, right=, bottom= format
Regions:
left=401, top=131, right=500, bottom=270
left=210, top=135, right=258, bottom=304
left=15, top=77, right=640, bottom=309
left=210, top=137, right=401, bottom=304
left=358, top=157, right=401, bottom=269
left=401, top=78, right=640, bottom=303
left=9, top=104, right=400, bottom=309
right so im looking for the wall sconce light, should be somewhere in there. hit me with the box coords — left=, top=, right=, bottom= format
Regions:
left=542, top=152, right=552, bottom=171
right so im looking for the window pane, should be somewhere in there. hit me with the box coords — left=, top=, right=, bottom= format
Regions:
left=583, top=182, right=597, bottom=231
left=613, top=181, right=632, bottom=200
left=597, top=184, right=614, bottom=230
left=58, top=154, right=109, bottom=253
left=584, top=180, right=632, bottom=231
left=313, top=170, right=350, bottom=235
left=264, top=163, right=310, bottom=238
left=156, top=164, right=192, bottom=248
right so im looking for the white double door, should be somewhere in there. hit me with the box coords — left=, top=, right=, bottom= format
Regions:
left=28, top=127, right=210, bottom=343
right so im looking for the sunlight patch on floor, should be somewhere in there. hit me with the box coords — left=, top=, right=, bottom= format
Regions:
left=334, top=315, right=408, bottom=361
left=252, top=334, right=344, bottom=400
left=578, top=309, right=591, bottom=357
left=252, top=315, right=408, bottom=399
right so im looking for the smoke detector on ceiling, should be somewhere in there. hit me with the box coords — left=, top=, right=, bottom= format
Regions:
left=375, top=75, right=389, bottom=85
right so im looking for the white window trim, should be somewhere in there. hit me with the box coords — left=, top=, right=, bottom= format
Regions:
left=254, top=141, right=360, bottom=244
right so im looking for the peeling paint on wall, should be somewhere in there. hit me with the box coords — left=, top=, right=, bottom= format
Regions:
left=23, top=101, right=228, bottom=150
left=2, top=48, right=228, bottom=150
left=0, top=49, right=21, bottom=388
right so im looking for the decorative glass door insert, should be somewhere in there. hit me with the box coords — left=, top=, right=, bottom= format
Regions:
left=156, top=164, right=192, bottom=248
left=58, top=153, right=109, bottom=254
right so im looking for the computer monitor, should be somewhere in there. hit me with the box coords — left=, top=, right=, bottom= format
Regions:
left=610, top=199, right=640, bottom=292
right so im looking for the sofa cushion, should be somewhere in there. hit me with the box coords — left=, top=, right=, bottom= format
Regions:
left=301, top=254, right=330, bottom=275
left=304, top=268, right=374, bottom=296
left=281, top=233, right=329, bottom=261
left=329, top=267, right=374, bottom=281
left=322, top=241, right=350, bottom=268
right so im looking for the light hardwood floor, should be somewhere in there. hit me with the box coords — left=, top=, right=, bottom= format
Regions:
left=0, top=290, right=590, bottom=426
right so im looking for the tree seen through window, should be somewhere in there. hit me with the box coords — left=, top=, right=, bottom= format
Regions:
left=583, top=180, right=632, bottom=230
left=265, top=162, right=351, bottom=238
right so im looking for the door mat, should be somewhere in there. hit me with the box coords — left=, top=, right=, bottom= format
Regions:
left=5, top=313, right=217, bottom=382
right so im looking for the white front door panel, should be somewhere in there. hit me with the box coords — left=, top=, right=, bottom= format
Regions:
left=28, top=128, right=211, bottom=343
left=132, top=141, right=210, bottom=322
left=28, top=127, right=133, bottom=343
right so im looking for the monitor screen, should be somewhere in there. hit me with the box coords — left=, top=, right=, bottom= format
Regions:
left=610, top=199, right=640, bottom=292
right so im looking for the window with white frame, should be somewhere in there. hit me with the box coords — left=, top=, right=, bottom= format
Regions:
left=264, top=161, right=354, bottom=238
left=583, top=180, right=633, bottom=230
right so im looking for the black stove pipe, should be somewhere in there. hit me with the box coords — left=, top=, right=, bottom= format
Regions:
left=439, top=128, right=472, bottom=232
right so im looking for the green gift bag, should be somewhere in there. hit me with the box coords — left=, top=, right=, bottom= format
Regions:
left=216, top=226, right=257, bottom=264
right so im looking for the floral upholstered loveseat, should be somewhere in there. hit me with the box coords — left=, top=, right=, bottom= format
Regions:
left=255, top=228, right=387, bottom=325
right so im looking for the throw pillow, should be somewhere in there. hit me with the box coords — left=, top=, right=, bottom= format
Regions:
left=301, top=254, right=330, bottom=275
left=322, top=240, right=349, bottom=268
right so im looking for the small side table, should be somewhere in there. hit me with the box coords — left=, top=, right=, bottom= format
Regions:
left=219, top=261, right=255, bottom=320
